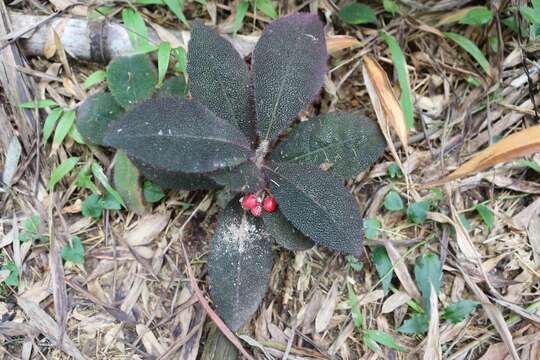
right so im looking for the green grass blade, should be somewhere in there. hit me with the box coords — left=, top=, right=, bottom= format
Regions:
left=48, top=157, right=79, bottom=190
left=52, top=110, right=75, bottom=147
left=122, top=8, right=149, bottom=49
left=158, top=41, right=171, bottom=84
left=233, top=0, right=249, bottom=34
left=444, top=32, right=491, bottom=75
left=43, top=108, right=63, bottom=143
left=380, top=32, right=414, bottom=128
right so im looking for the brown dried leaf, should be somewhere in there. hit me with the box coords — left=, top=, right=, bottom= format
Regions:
left=362, top=55, right=409, bottom=148
left=424, top=284, right=441, bottom=360
left=136, top=324, right=166, bottom=356
left=326, top=35, right=360, bottom=53
left=384, top=243, right=422, bottom=301
left=124, top=212, right=171, bottom=247
left=430, top=124, right=540, bottom=185
left=315, top=280, right=339, bottom=333
left=381, top=291, right=411, bottom=314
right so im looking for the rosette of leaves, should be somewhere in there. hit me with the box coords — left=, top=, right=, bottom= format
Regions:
left=76, top=13, right=386, bottom=331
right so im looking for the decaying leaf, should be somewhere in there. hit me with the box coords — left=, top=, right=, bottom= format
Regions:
left=430, top=124, right=540, bottom=185
left=362, top=55, right=409, bottom=149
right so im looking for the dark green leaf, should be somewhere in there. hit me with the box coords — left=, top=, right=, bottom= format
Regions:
left=143, top=180, right=165, bottom=203
left=372, top=246, right=393, bottom=294
left=210, top=161, right=266, bottom=193
left=347, top=284, right=364, bottom=328
left=443, top=300, right=479, bottom=324
left=262, top=210, right=314, bottom=251
left=107, top=55, right=157, bottom=108
left=76, top=163, right=100, bottom=194
left=48, top=157, right=79, bottom=190
left=255, top=0, right=277, bottom=19
left=252, top=14, right=327, bottom=141
left=387, top=163, right=402, bottom=178
left=476, top=204, right=495, bottom=230
left=384, top=191, right=404, bottom=212
left=82, top=194, right=103, bottom=219
left=18, top=99, right=57, bottom=109
left=415, top=253, right=442, bottom=312
left=232, top=0, right=249, bottom=34
left=105, top=96, right=252, bottom=174
left=133, top=158, right=220, bottom=190
left=158, top=76, right=187, bottom=97
left=208, top=199, right=273, bottom=331
left=380, top=32, right=414, bottom=129
left=383, top=0, right=399, bottom=15
left=1, top=262, right=19, bottom=287
left=187, top=22, right=254, bottom=141
left=398, top=313, right=429, bottom=334
left=101, top=192, right=122, bottom=210
left=158, top=41, right=171, bottom=84
left=459, top=7, right=493, bottom=25
left=114, top=151, right=146, bottom=215
left=364, top=330, right=405, bottom=352
left=363, top=218, right=381, bottom=240
left=407, top=201, right=430, bottom=224
left=265, top=162, right=363, bottom=256
left=62, top=237, right=85, bottom=264
left=83, top=70, right=106, bottom=89
left=91, top=163, right=125, bottom=207
left=76, top=92, right=124, bottom=146
left=339, top=4, right=377, bottom=25
left=444, top=32, right=491, bottom=75
left=122, top=8, right=149, bottom=49
left=52, top=110, right=76, bottom=147
left=272, top=112, right=385, bottom=178
left=43, top=108, right=63, bottom=143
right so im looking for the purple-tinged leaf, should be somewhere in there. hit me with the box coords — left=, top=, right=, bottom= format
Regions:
left=104, top=96, right=252, bottom=174
left=263, top=210, right=314, bottom=251
left=272, top=112, right=385, bottom=178
left=76, top=92, right=123, bottom=146
left=209, top=198, right=273, bottom=331
left=265, top=162, right=363, bottom=256
left=188, top=22, right=254, bottom=141
left=210, top=161, right=266, bottom=193
left=131, top=157, right=220, bottom=191
left=252, top=13, right=327, bottom=141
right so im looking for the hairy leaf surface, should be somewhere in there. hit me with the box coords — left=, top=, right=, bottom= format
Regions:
left=105, top=96, right=252, bottom=173
left=107, top=55, right=157, bottom=108
left=209, top=199, right=273, bottom=331
left=113, top=151, right=146, bottom=215
left=265, top=162, right=363, bottom=255
left=131, top=158, right=220, bottom=190
left=273, top=112, right=385, bottom=178
left=252, top=13, right=327, bottom=141
left=210, top=161, right=266, bottom=193
left=263, top=210, right=314, bottom=251
left=188, top=22, right=254, bottom=141
left=76, top=92, right=123, bottom=146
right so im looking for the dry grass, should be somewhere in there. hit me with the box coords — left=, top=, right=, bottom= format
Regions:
left=1, top=1, right=540, bottom=359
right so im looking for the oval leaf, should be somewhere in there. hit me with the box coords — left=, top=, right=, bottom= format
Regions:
left=262, top=210, right=314, bottom=251
left=265, top=162, right=363, bottom=256
left=252, top=13, right=327, bottom=141
left=158, top=76, right=187, bottom=97
left=272, top=112, right=385, bottom=178
left=76, top=92, right=124, bottom=146
left=210, top=161, right=266, bottom=193
left=107, top=54, right=157, bottom=108
left=208, top=199, right=273, bottom=331
left=113, top=151, right=146, bottom=215
left=188, top=22, right=254, bottom=141
left=104, top=96, right=252, bottom=174
left=131, top=157, right=220, bottom=191
left=339, top=3, right=377, bottom=25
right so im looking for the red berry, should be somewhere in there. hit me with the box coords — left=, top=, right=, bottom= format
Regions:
left=251, top=203, right=263, bottom=217
left=263, top=197, right=278, bottom=212
left=241, top=194, right=257, bottom=209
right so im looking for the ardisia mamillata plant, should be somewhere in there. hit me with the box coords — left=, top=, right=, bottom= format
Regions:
left=76, top=13, right=386, bottom=331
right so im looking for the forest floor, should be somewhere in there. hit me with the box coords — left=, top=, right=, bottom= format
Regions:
left=1, top=1, right=540, bottom=359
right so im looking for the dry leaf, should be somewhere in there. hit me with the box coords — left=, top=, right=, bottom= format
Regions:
left=381, top=291, right=411, bottom=313
left=315, top=280, right=339, bottom=333
left=429, top=124, right=540, bottom=185
left=385, top=243, right=422, bottom=301
left=362, top=55, right=409, bottom=148
left=136, top=324, right=167, bottom=356
left=358, top=290, right=384, bottom=306
left=424, top=284, right=442, bottom=360
left=124, top=212, right=170, bottom=247
left=326, top=35, right=360, bottom=53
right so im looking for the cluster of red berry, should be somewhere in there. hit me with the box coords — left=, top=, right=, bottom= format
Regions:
left=241, top=193, right=277, bottom=217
